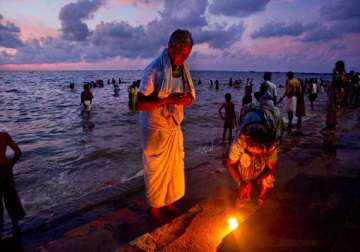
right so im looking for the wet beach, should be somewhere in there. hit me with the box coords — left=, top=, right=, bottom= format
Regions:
left=0, top=70, right=330, bottom=222
left=1, top=71, right=346, bottom=250
left=23, top=95, right=360, bottom=252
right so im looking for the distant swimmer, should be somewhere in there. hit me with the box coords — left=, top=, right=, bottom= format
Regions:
left=69, top=82, right=75, bottom=90
left=81, top=83, right=93, bottom=116
left=219, top=93, right=236, bottom=144
left=215, top=80, right=219, bottom=90
left=0, top=131, right=25, bottom=239
left=114, top=83, right=120, bottom=97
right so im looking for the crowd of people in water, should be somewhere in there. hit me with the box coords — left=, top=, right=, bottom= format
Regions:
left=69, top=77, right=143, bottom=115
left=1, top=28, right=360, bottom=241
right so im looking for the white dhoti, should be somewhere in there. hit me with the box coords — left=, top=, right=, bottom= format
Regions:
left=286, top=96, right=297, bottom=112
left=138, top=48, right=196, bottom=208
left=141, top=126, right=185, bottom=208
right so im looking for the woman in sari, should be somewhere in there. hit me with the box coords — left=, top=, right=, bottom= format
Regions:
left=325, top=60, right=348, bottom=130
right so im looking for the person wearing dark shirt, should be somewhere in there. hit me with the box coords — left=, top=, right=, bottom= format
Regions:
left=242, top=85, right=253, bottom=106
left=81, top=84, right=93, bottom=116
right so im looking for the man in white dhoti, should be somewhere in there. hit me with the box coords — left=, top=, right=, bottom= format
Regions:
left=136, top=30, right=196, bottom=220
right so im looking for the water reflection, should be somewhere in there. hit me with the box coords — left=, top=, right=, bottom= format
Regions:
left=81, top=114, right=95, bottom=133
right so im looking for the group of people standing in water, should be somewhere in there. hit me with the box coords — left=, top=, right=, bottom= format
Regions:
left=1, top=28, right=360, bottom=240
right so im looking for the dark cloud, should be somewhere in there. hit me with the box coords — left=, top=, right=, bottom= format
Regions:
left=304, top=18, right=360, bottom=42
left=209, top=0, right=271, bottom=17
left=251, top=22, right=307, bottom=39
left=1, top=37, right=84, bottom=64
left=194, top=23, right=244, bottom=48
left=321, top=0, right=360, bottom=21
left=1, top=0, right=245, bottom=64
left=302, top=25, right=340, bottom=42
left=59, top=0, right=105, bottom=41
left=303, top=0, right=360, bottom=42
left=0, top=14, right=24, bottom=48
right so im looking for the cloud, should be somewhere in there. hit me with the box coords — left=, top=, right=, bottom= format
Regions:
left=1, top=0, right=245, bottom=65
left=209, top=0, right=271, bottom=17
left=194, top=23, right=244, bottom=48
left=251, top=22, right=307, bottom=39
left=59, top=0, right=106, bottom=41
left=0, top=14, right=24, bottom=48
left=321, top=0, right=360, bottom=21
left=302, top=25, right=340, bottom=42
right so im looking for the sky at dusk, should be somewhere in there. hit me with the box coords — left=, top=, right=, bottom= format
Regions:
left=0, top=0, right=359, bottom=72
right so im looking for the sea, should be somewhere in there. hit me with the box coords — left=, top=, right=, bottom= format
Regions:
left=0, top=70, right=331, bottom=220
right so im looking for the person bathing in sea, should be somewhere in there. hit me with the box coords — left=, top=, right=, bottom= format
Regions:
left=81, top=83, right=93, bottom=116
left=219, top=93, right=236, bottom=144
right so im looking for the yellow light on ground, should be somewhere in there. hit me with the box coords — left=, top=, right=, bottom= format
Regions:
left=227, top=217, right=238, bottom=231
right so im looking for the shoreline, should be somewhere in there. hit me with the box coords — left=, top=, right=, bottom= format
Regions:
left=6, top=103, right=344, bottom=250
left=28, top=106, right=360, bottom=251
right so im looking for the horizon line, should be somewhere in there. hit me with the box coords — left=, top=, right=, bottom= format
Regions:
left=0, top=68, right=333, bottom=74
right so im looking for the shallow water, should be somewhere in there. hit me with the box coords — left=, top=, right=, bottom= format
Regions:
left=0, top=70, right=331, bottom=218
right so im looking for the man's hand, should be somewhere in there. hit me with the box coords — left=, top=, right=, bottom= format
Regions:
left=165, top=93, right=193, bottom=106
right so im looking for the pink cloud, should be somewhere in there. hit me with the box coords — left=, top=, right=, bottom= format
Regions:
left=8, top=19, right=59, bottom=41
left=111, top=0, right=162, bottom=8
left=246, top=37, right=304, bottom=57
left=0, top=57, right=150, bottom=71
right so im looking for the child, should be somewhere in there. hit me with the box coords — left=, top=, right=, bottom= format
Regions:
left=242, top=85, right=253, bottom=106
left=81, top=83, right=93, bottom=116
left=227, top=104, right=283, bottom=207
left=218, top=93, right=236, bottom=144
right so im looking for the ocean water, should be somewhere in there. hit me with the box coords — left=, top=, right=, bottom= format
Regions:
left=0, top=70, right=331, bottom=218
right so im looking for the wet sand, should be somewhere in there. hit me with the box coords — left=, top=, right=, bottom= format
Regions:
left=2, top=102, right=357, bottom=251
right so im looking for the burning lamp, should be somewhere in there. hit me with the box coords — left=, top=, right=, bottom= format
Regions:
left=227, top=217, right=239, bottom=231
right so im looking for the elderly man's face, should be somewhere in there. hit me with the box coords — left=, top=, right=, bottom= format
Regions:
left=168, top=43, right=192, bottom=66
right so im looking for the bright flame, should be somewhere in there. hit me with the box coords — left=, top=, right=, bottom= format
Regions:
left=227, top=217, right=238, bottom=231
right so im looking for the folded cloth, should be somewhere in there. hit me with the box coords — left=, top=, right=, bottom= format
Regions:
left=139, top=49, right=196, bottom=129
left=83, top=100, right=91, bottom=112
left=286, top=96, right=297, bottom=112
left=158, top=49, right=196, bottom=125
left=141, top=126, right=185, bottom=208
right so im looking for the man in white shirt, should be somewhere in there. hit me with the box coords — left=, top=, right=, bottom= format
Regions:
left=262, top=72, right=278, bottom=106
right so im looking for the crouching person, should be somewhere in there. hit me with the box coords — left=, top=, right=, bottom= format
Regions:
left=227, top=104, right=283, bottom=207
